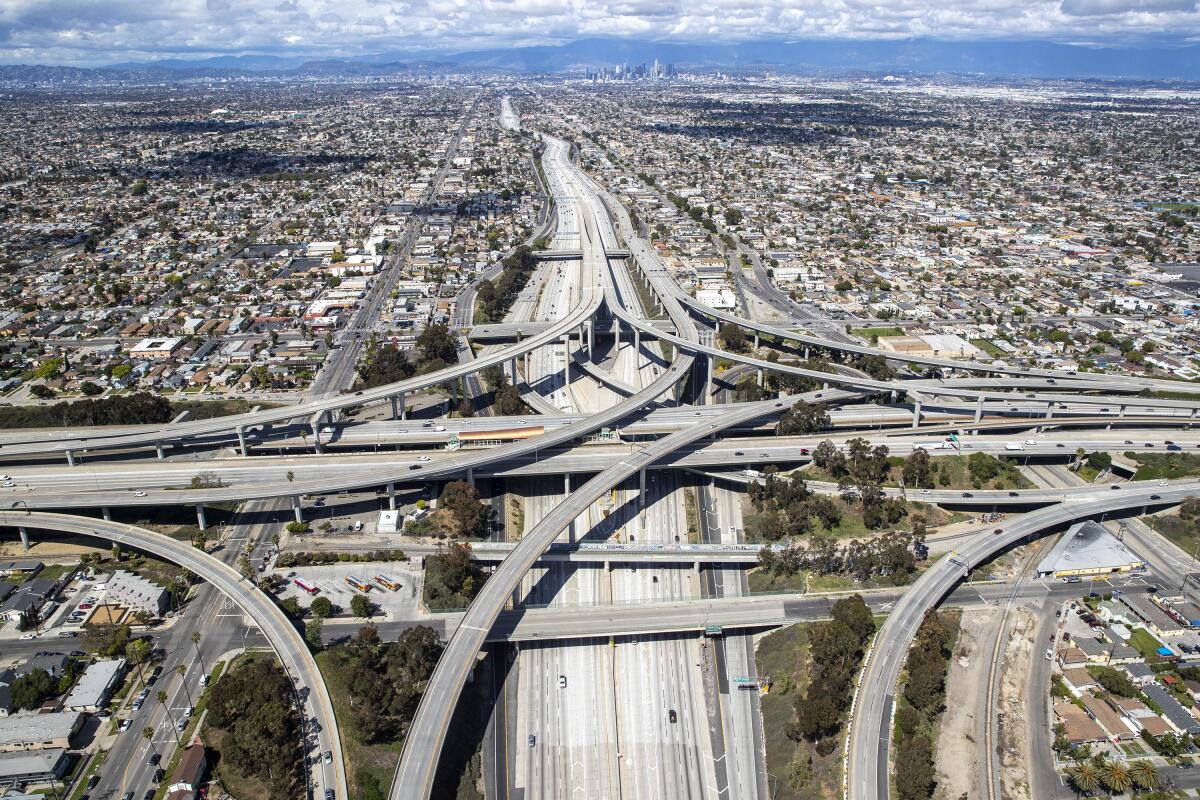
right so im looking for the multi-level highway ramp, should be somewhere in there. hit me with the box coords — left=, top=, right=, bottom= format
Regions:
left=0, top=511, right=347, bottom=800
left=845, top=480, right=1200, bottom=800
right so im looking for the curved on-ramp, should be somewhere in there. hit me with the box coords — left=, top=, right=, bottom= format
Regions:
left=0, top=511, right=347, bottom=800
left=845, top=481, right=1200, bottom=800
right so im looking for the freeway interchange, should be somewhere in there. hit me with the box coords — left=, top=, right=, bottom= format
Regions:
left=4, top=120, right=1200, bottom=800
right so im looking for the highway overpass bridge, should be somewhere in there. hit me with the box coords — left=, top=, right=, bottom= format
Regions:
left=845, top=481, right=1200, bottom=800
left=0, top=511, right=348, bottom=800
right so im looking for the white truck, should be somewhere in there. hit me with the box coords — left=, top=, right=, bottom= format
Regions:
left=1004, top=442, right=1025, bottom=451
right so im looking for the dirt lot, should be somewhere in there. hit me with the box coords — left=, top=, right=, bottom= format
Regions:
left=935, top=607, right=999, bottom=799
left=998, top=608, right=1037, bottom=800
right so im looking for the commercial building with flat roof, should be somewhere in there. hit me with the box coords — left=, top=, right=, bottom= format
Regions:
left=0, top=748, right=69, bottom=787
left=1035, top=521, right=1146, bottom=579
left=0, top=713, right=82, bottom=753
left=106, top=570, right=169, bottom=617
left=62, top=659, right=125, bottom=713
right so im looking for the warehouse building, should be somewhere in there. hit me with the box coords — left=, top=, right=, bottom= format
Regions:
left=1035, top=521, right=1146, bottom=579
left=62, top=659, right=126, bottom=713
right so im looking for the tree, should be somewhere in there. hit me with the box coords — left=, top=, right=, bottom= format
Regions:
left=208, top=656, right=303, bottom=791
left=1100, top=761, right=1132, bottom=794
left=34, top=357, right=64, bottom=380
left=414, top=322, right=459, bottom=365
left=435, top=481, right=489, bottom=539
left=894, top=733, right=935, bottom=800
left=902, top=448, right=932, bottom=489
left=10, top=668, right=55, bottom=711
left=310, top=596, right=334, bottom=618
left=1067, top=762, right=1100, bottom=795
left=125, top=638, right=152, bottom=683
left=305, top=618, right=324, bottom=650
left=143, top=726, right=158, bottom=762
left=350, top=594, right=372, bottom=619
left=191, top=631, right=205, bottom=676
left=1129, top=759, right=1158, bottom=789
left=777, top=402, right=830, bottom=435
left=158, top=690, right=182, bottom=746
left=176, top=663, right=195, bottom=707
left=80, top=381, right=103, bottom=396
left=718, top=324, right=750, bottom=353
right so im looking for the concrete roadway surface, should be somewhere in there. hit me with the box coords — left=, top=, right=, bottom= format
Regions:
left=697, top=480, right=769, bottom=800
left=5, top=431, right=1198, bottom=510
left=845, top=480, right=1200, bottom=800
left=0, top=511, right=348, bottom=800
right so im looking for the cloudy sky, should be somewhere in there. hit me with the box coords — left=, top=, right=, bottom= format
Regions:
left=1, top=0, right=1198, bottom=66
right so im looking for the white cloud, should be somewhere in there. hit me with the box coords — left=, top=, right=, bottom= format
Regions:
left=0, top=0, right=1197, bottom=65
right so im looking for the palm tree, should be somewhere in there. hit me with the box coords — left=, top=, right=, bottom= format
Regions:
left=142, top=726, right=158, bottom=760
left=176, top=664, right=196, bottom=707
left=191, top=631, right=206, bottom=675
left=1101, top=761, right=1132, bottom=794
left=1129, top=759, right=1159, bottom=790
left=157, top=690, right=182, bottom=746
left=1068, top=762, right=1100, bottom=795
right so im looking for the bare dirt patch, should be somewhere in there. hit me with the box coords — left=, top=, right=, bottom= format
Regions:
left=935, top=606, right=999, bottom=799
left=998, top=608, right=1037, bottom=800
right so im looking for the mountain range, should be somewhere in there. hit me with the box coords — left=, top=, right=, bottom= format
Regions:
left=3, top=37, right=1199, bottom=83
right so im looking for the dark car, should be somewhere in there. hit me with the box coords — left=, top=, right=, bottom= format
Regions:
left=1111, top=484, right=1121, bottom=490
left=147, top=753, right=160, bottom=767
left=993, top=528, right=1003, bottom=535
left=87, top=775, right=101, bottom=790
left=669, top=709, right=678, bottom=723
left=1008, top=491, right=1019, bottom=497
left=1151, top=494, right=1162, bottom=500
left=408, top=464, right=421, bottom=470
left=962, top=492, right=973, bottom=497
left=528, top=735, right=536, bottom=747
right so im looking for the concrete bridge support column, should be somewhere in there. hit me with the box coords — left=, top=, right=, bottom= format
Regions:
left=509, top=358, right=517, bottom=384
left=587, top=320, right=594, bottom=352
left=757, top=368, right=764, bottom=388
left=1119, top=404, right=1127, bottom=418
left=754, top=333, right=760, bottom=349
left=101, top=507, right=111, bottom=521
left=155, top=442, right=165, bottom=460
left=195, top=505, right=207, bottom=531
left=524, top=351, right=530, bottom=381
left=236, top=426, right=249, bottom=457
left=634, top=329, right=641, bottom=367
left=399, top=392, right=407, bottom=420
left=466, top=467, right=475, bottom=488
left=705, top=355, right=714, bottom=404
left=638, top=469, right=646, bottom=508
left=804, top=347, right=810, bottom=360
left=912, top=401, right=922, bottom=429
left=18, top=527, right=29, bottom=551
left=387, top=482, right=396, bottom=511
left=292, top=497, right=303, bottom=524
left=1045, top=402, right=1054, bottom=419
left=974, top=397, right=984, bottom=424
left=390, top=396, right=399, bottom=420
left=561, top=335, right=570, bottom=391
left=309, top=412, right=324, bottom=454
left=65, top=450, right=75, bottom=467
left=564, top=473, right=573, bottom=543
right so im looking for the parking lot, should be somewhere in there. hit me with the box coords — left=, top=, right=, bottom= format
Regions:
left=273, top=561, right=425, bottom=619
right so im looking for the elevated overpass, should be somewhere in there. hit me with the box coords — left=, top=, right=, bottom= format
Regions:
left=845, top=480, right=1200, bottom=800
left=0, top=511, right=348, bottom=800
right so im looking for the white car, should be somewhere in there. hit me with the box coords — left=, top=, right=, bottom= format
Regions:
left=19, top=633, right=36, bottom=640
left=416, top=456, right=431, bottom=463
left=133, top=491, right=147, bottom=497
left=1159, top=480, right=1169, bottom=486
